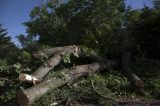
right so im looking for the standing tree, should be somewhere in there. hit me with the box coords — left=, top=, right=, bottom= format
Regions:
left=0, top=24, right=18, bottom=63
left=126, top=7, right=160, bottom=59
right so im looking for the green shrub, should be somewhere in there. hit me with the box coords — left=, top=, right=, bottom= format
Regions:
left=21, top=51, right=31, bottom=63
left=0, top=59, right=8, bottom=67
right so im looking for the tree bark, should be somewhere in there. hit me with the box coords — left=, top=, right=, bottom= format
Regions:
left=32, top=54, right=62, bottom=79
left=17, top=60, right=118, bottom=106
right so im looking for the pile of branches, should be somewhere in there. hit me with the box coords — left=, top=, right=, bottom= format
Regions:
left=17, top=45, right=144, bottom=106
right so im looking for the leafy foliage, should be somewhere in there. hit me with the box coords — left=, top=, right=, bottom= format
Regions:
left=126, top=7, right=160, bottom=59
left=24, top=0, right=126, bottom=55
left=16, top=34, right=38, bottom=52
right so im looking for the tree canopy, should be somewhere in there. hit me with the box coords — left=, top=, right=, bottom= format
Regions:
left=24, top=0, right=126, bottom=55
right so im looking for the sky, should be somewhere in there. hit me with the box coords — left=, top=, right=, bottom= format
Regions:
left=0, top=0, right=42, bottom=46
left=0, top=0, right=153, bottom=46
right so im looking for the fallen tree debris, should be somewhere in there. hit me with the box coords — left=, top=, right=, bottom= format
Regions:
left=17, top=45, right=144, bottom=106
left=17, top=60, right=118, bottom=106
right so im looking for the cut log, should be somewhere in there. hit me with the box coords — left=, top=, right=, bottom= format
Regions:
left=19, top=74, right=38, bottom=82
left=121, top=51, right=144, bottom=89
left=18, top=77, right=69, bottom=106
left=17, top=60, right=118, bottom=106
left=32, top=54, right=62, bottom=79
left=33, top=45, right=80, bottom=58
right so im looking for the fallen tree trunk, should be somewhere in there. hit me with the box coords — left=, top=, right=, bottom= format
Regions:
left=17, top=60, right=118, bottom=106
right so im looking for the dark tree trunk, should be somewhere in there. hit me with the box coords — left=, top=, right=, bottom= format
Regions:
left=121, top=51, right=144, bottom=89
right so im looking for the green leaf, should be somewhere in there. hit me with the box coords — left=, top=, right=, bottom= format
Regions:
left=63, top=53, right=71, bottom=63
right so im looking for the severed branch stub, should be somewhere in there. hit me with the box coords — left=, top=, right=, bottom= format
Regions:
left=19, top=74, right=38, bottom=85
left=19, top=74, right=37, bottom=82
